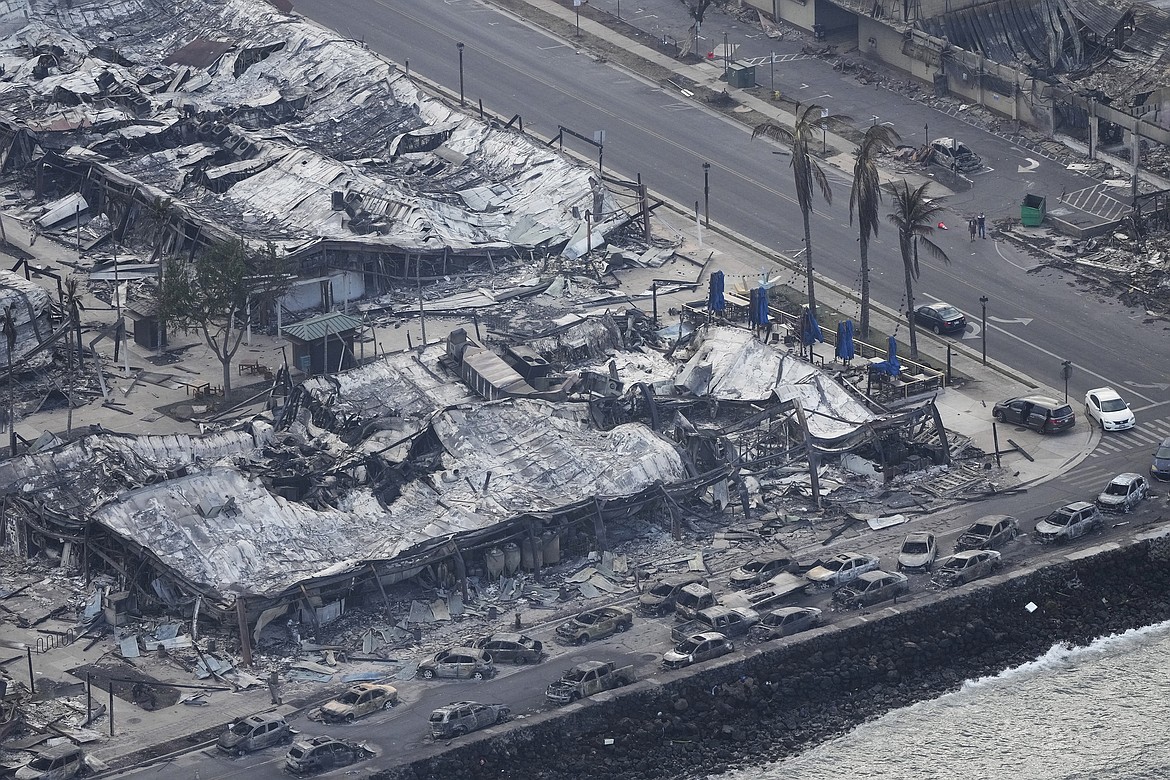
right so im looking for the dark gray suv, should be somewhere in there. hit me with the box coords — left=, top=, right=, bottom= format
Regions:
left=992, top=395, right=1075, bottom=433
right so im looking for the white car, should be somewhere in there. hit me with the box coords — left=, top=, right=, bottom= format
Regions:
left=1084, top=387, right=1135, bottom=431
left=804, top=552, right=880, bottom=589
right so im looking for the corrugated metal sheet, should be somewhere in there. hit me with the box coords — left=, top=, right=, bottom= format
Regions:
left=282, top=311, right=363, bottom=342
left=1064, top=0, right=1129, bottom=38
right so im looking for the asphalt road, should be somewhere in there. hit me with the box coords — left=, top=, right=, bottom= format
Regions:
left=292, top=0, right=1170, bottom=417
left=105, top=3, right=1170, bottom=776
left=112, top=436, right=1168, bottom=778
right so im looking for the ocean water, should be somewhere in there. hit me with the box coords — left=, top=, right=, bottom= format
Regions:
left=718, top=620, right=1170, bottom=780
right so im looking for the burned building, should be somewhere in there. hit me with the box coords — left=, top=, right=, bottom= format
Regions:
left=0, top=0, right=632, bottom=313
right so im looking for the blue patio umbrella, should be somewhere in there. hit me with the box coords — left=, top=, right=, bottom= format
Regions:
left=757, top=285, right=770, bottom=327
left=875, top=336, right=902, bottom=376
left=708, top=270, right=726, bottom=314
left=800, top=306, right=823, bottom=346
left=835, top=319, right=855, bottom=361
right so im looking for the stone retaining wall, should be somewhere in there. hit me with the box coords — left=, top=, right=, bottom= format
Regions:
left=373, top=533, right=1170, bottom=780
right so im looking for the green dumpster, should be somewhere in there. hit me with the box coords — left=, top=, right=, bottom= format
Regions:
left=1021, top=194, right=1046, bottom=226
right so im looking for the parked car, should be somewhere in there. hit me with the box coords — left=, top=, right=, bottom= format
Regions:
left=1153, top=437, right=1170, bottom=482
left=662, top=631, right=734, bottom=670
left=913, top=302, right=967, bottom=335
left=556, top=606, right=634, bottom=645
left=637, top=573, right=708, bottom=616
left=672, top=583, right=716, bottom=621
left=474, top=633, right=544, bottom=664
left=832, top=570, right=910, bottom=608
left=14, top=745, right=84, bottom=780
left=1035, top=501, right=1103, bottom=543
left=728, top=555, right=795, bottom=589
left=930, top=137, right=982, bottom=172
left=992, top=395, right=1075, bottom=433
left=285, top=736, right=373, bottom=774
left=1084, top=387, right=1135, bottom=431
left=671, top=605, right=759, bottom=643
left=417, top=647, right=496, bottom=680
left=955, top=515, right=1019, bottom=551
left=428, top=701, right=510, bottom=739
left=804, top=552, right=881, bottom=589
left=217, top=712, right=293, bottom=755
left=321, top=683, right=398, bottom=723
left=932, top=550, right=1002, bottom=587
left=897, top=532, right=937, bottom=573
left=1096, top=473, right=1150, bottom=513
left=751, top=606, right=822, bottom=641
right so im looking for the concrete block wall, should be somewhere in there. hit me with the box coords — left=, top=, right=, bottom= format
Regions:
left=373, top=533, right=1170, bottom=780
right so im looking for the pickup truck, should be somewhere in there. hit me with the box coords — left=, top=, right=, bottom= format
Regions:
left=545, top=660, right=635, bottom=705
left=720, top=572, right=807, bottom=612
left=670, top=605, right=760, bottom=644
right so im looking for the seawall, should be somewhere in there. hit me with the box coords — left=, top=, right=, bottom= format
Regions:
left=372, top=530, right=1170, bottom=780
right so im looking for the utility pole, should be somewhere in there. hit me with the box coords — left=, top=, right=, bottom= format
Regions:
left=702, top=162, right=711, bottom=228
left=980, top=296, right=989, bottom=366
left=457, top=42, right=465, bottom=107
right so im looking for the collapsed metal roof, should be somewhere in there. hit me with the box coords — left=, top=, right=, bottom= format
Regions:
left=0, top=269, right=53, bottom=371
left=89, top=399, right=686, bottom=601
left=0, top=0, right=623, bottom=256
left=674, top=326, right=875, bottom=442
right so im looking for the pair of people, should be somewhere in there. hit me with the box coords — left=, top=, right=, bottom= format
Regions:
left=968, top=213, right=986, bottom=240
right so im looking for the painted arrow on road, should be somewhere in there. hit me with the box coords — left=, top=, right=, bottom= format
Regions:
left=1124, top=380, right=1170, bottom=391
left=987, top=316, right=1034, bottom=325
left=1017, top=158, right=1040, bottom=173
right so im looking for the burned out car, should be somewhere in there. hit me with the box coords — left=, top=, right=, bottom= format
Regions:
left=1035, top=501, right=1102, bottom=543
left=14, top=745, right=84, bottom=780
left=284, top=736, right=373, bottom=774
left=932, top=550, right=1001, bottom=587
left=417, top=647, right=496, bottom=680
left=1096, top=473, right=1149, bottom=514
left=804, top=552, right=880, bottom=589
left=832, top=570, right=909, bottom=608
left=637, top=573, right=708, bottom=616
left=728, top=555, right=795, bottom=589
left=930, top=137, right=982, bottom=172
left=955, top=515, right=1019, bottom=552
left=751, top=606, right=822, bottom=641
left=428, top=701, right=510, bottom=739
left=320, top=683, right=398, bottom=723
left=217, top=712, right=292, bottom=755
left=662, top=632, right=734, bottom=670
left=473, top=633, right=544, bottom=664
left=556, top=606, right=634, bottom=645
left=897, top=532, right=937, bottom=573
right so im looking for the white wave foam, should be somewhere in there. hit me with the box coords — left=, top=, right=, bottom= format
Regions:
left=959, top=617, right=1170, bottom=692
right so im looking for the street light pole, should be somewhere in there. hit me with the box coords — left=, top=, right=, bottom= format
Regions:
left=457, top=42, right=465, bottom=107
left=980, top=296, right=989, bottom=366
left=724, top=32, right=729, bottom=78
left=702, top=162, right=710, bottom=228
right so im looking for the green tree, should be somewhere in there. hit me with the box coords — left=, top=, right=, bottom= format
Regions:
left=752, top=105, right=848, bottom=315
left=157, top=239, right=291, bottom=393
left=886, top=180, right=950, bottom=359
left=848, top=124, right=900, bottom=339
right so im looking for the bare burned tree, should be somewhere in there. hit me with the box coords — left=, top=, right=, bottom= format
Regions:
left=679, top=0, right=714, bottom=56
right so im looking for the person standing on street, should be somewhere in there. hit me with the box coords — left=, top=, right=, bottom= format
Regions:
left=968, top=218, right=977, bottom=242
left=268, top=670, right=283, bottom=705
left=977, top=212, right=986, bottom=239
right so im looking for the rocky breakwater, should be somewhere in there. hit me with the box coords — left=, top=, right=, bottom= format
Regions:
left=373, top=532, right=1170, bottom=780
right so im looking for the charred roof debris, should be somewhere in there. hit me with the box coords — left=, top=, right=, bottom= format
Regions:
left=0, top=0, right=1024, bottom=762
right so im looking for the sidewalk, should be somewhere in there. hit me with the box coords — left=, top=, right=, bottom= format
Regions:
left=0, top=2, right=1097, bottom=774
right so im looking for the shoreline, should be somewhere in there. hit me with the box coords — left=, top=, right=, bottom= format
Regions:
left=368, top=531, right=1170, bottom=780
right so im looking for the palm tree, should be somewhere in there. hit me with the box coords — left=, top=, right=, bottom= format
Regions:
left=848, top=125, right=900, bottom=338
left=887, top=180, right=950, bottom=358
left=752, top=105, right=848, bottom=315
